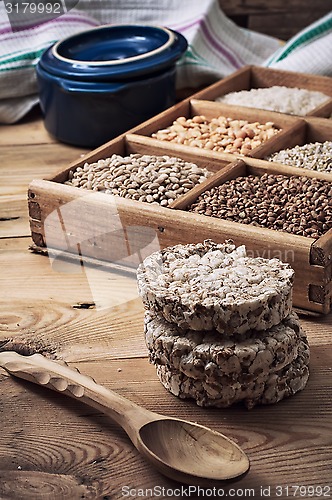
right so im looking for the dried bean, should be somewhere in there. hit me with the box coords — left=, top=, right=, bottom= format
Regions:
left=187, top=173, right=332, bottom=238
left=65, top=153, right=211, bottom=206
left=151, top=114, right=280, bottom=155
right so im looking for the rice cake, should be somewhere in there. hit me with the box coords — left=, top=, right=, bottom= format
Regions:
left=152, top=321, right=309, bottom=409
left=137, top=240, right=294, bottom=335
left=145, top=310, right=306, bottom=377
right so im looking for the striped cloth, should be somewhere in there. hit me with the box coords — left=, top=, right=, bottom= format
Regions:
left=0, top=0, right=330, bottom=124
left=265, top=11, right=332, bottom=75
left=0, top=2, right=99, bottom=123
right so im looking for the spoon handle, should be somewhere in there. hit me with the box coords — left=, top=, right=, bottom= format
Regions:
left=0, top=351, right=155, bottom=441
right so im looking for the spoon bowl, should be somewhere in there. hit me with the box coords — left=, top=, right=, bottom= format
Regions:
left=138, top=418, right=249, bottom=485
left=0, top=352, right=249, bottom=485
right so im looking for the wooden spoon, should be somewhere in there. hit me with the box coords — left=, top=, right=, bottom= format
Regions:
left=0, top=351, right=249, bottom=486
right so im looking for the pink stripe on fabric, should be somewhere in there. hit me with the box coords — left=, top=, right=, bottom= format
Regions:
left=200, top=19, right=242, bottom=69
left=168, top=17, right=202, bottom=33
left=0, top=15, right=98, bottom=37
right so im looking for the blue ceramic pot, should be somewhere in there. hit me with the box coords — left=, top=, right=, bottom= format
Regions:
left=36, top=25, right=187, bottom=147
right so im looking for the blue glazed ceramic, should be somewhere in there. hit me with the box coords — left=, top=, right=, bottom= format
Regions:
left=36, top=25, right=187, bottom=147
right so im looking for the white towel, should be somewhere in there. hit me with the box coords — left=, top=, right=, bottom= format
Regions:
left=265, top=11, right=332, bottom=75
left=0, top=0, right=331, bottom=124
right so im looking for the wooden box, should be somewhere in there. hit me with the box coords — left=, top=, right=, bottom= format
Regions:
left=28, top=68, right=332, bottom=315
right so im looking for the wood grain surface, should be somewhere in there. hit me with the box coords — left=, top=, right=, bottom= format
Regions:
left=0, top=110, right=332, bottom=499
left=219, top=0, right=331, bottom=40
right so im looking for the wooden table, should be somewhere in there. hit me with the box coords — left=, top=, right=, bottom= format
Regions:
left=0, top=109, right=331, bottom=500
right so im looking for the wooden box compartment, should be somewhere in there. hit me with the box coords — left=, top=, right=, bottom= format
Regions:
left=49, top=132, right=231, bottom=185
left=132, top=97, right=302, bottom=161
left=171, top=159, right=332, bottom=314
left=192, top=65, right=332, bottom=118
left=237, top=115, right=332, bottom=174
left=28, top=134, right=233, bottom=265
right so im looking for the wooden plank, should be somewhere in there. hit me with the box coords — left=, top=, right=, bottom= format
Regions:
left=125, top=134, right=233, bottom=173
left=0, top=143, right=88, bottom=237
left=126, top=133, right=238, bottom=165
left=0, top=144, right=88, bottom=197
left=0, top=343, right=331, bottom=498
left=0, top=107, right=55, bottom=147
left=219, top=0, right=331, bottom=39
left=190, top=98, right=300, bottom=128
left=0, top=117, right=55, bottom=146
left=0, top=237, right=147, bottom=362
left=0, top=197, right=30, bottom=238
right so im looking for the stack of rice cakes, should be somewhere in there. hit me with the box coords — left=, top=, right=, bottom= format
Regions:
left=137, top=240, right=310, bottom=409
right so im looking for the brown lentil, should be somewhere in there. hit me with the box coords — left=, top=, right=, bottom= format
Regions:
left=187, top=173, right=332, bottom=238
left=151, top=115, right=280, bottom=155
left=266, top=141, right=332, bottom=173
left=66, top=153, right=212, bottom=206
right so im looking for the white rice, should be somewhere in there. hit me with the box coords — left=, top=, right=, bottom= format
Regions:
left=216, top=86, right=330, bottom=115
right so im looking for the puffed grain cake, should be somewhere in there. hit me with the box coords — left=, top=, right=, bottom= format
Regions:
left=146, top=311, right=309, bottom=408
left=156, top=346, right=309, bottom=408
left=145, top=310, right=305, bottom=376
left=137, top=240, right=294, bottom=335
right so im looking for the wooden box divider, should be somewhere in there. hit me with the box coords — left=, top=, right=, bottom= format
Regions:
left=255, top=115, right=332, bottom=161
left=124, top=133, right=237, bottom=169
left=127, top=132, right=332, bottom=183
left=189, top=99, right=300, bottom=127
left=123, top=135, right=232, bottom=173
left=131, top=98, right=302, bottom=161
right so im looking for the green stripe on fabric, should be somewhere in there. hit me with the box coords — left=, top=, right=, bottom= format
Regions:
left=0, top=41, right=56, bottom=63
left=0, top=45, right=55, bottom=67
left=178, top=45, right=215, bottom=69
left=268, top=14, right=332, bottom=64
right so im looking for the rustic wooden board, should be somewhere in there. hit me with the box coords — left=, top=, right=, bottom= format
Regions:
left=0, top=115, right=54, bottom=146
left=0, top=237, right=146, bottom=362
left=0, top=241, right=332, bottom=499
left=1, top=65, right=332, bottom=500
left=0, top=251, right=331, bottom=499
left=1, top=345, right=331, bottom=499
left=0, top=141, right=88, bottom=238
left=219, top=0, right=331, bottom=39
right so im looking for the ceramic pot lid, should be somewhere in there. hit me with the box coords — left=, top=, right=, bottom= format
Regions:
left=39, top=24, right=188, bottom=81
